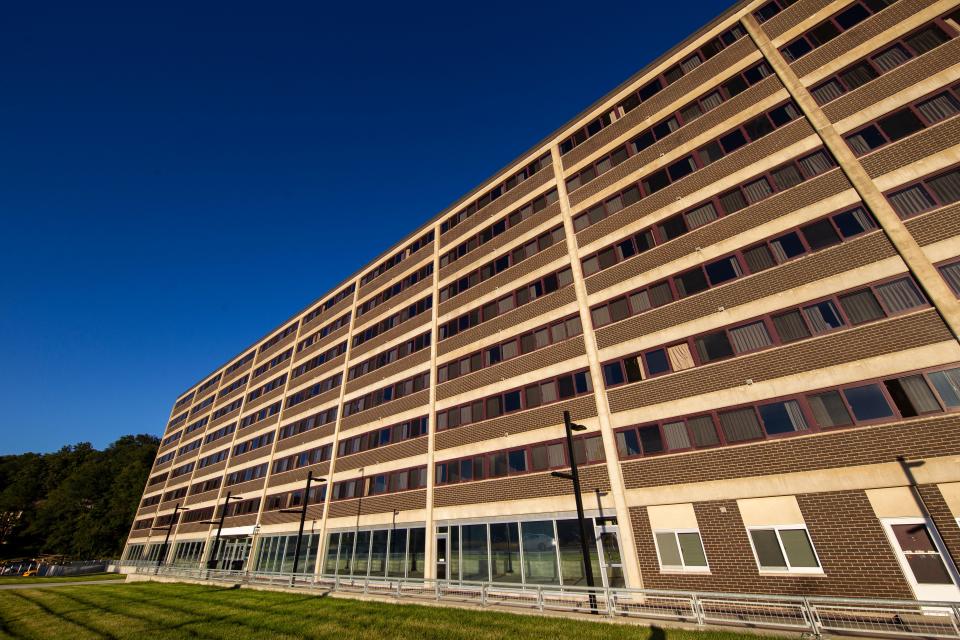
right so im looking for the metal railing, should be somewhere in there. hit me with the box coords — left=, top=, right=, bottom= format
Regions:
left=126, top=564, right=960, bottom=638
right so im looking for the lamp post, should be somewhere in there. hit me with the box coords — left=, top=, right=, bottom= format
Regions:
left=550, top=411, right=597, bottom=613
left=198, top=492, right=244, bottom=571
left=151, top=503, right=188, bottom=573
left=279, top=471, right=326, bottom=582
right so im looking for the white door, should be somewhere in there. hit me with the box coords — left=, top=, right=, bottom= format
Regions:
left=594, top=523, right=625, bottom=589
left=881, top=517, right=960, bottom=602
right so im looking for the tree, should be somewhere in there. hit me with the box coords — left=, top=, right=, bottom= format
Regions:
left=0, top=434, right=159, bottom=559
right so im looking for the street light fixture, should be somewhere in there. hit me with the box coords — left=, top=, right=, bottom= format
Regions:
left=550, top=410, right=598, bottom=613
left=197, top=492, right=244, bottom=570
left=279, top=471, right=327, bottom=581
left=150, top=503, right=189, bottom=573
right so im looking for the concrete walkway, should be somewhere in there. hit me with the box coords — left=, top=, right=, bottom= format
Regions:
left=0, top=579, right=126, bottom=590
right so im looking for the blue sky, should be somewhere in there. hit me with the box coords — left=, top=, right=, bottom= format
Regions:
left=0, top=0, right=731, bottom=454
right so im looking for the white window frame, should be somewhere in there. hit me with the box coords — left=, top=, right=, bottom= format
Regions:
left=746, top=525, right=824, bottom=575
left=653, top=528, right=710, bottom=573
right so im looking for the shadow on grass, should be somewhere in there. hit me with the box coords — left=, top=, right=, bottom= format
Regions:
left=6, top=590, right=115, bottom=639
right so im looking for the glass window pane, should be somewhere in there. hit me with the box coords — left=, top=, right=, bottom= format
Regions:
left=678, top=532, right=708, bottom=567
left=521, top=521, right=559, bottom=584
left=839, top=290, right=885, bottom=324
left=662, top=421, right=692, bottom=450
left=758, top=400, right=809, bottom=435
left=656, top=532, right=682, bottom=567
left=889, top=185, right=936, bottom=218
left=751, top=529, right=787, bottom=568
left=929, top=368, right=960, bottom=408
left=843, top=384, right=894, bottom=421
left=490, top=523, right=521, bottom=583
left=780, top=529, right=820, bottom=568
left=875, top=278, right=924, bottom=313
left=773, top=310, right=811, bottom=342
left=729, top=321, right=772, bottom=353
left=808, top=390, right=853, bottom=427
left=460, top=524, right=488, bottom=582
left=687, top=416, right=720, bottom=447
left=927, top=169, right=960, bottom=205
left=718, top=407, right=763, bottom=442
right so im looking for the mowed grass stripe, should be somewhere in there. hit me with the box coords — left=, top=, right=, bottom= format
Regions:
left=3, top=589, right=110, bottom=640
left=0, top=582, right=783, bottom=640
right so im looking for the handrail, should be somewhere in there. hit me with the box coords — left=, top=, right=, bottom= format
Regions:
left=124, top=564, right=960, bottom=639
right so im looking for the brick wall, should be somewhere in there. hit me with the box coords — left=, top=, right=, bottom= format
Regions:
left=630, top=490, right=914, bottom=597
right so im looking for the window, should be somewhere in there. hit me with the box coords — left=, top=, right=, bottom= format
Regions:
left=748, top=527, right=821, bottom=573
left=843, top=383, right=894, bottom=421
left=655, top=530, right=709, bottom=571
left=847, top=87, right=960, bottom=156
left=781, top=0, right=898, bottom=62
left=939, top=260, right=960, bottom=296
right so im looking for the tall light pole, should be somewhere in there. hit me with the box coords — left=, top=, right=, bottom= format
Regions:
left=198, top=492, right=243, bottom=570
left=151, top=503, right=188, bottom=573
left=280, top=471, right=326, bottom=581
left=550, top=411, right=597, bottom=613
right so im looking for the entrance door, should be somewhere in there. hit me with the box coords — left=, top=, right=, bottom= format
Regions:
left=594, top=523, right=625, bottom=588
left=220, top=537, right=252, bottom=571
left=881, top=517, right=960, bottom=602
left=435, top=533, right=448, bottom=581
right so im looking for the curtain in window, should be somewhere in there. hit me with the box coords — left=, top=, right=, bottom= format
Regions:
left=685, top=202, right=718, bottom=229
left=629, top=290, right=652, bottom=313
left=744, top=245, right=777, bottom=272
left=941, top=262, right=960, bottom=295
left=686, top=416, right=720, bottom=447
left=847, top=132, right=873, bottom=156
left=729, top=321, right=773, bottom=353
left=840, top=64, right=876, bottom=90
left=662, top=421, right=692, bottom=450
left=907, top=27, right=948, bottom=55
left=681, top=55, right=702, bottom=74
left=769, top=238, right=791, bottom=263
left=917, top=93, right=960, bottom=123
left=649, top=283, right=674, bottom=307
left=784, top=400, right=809, bottom=431
left=700, top=91, right=723, bottom=111
left=812, top=80, right=844, bottom=105
left=667, top=343, right=696, bottom=371
left=547, top=443, right=565, bottom=468
left=720, top=189, right=747, bottom=213
left=718, top=408, right=763, bottom=442
left=743, top=178, right=773, bottom=204
left=926, top=170, right=960, bottom=205
left=875, top=278, right=924, bottom=313
left=840, top=290, right=885, bottom=323
left=583, top=437, right=605, bottom=462
left=889, top=185, right=936, bottom=217
left=872, top=45, right=910, bottom=72
left=773, top=164, right=803, bottom=189
left=799, top=151, right=833, bottom=176
left=900, top=375, right=941, bottom=413
left=809, top=391, right=852, bottom=427
left=773, top=310, right=810, bottom=342
left=847, top=207, right=875, bottom=231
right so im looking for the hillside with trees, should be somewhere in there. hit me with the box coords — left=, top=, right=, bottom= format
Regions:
left=0, top=435, right=158, bottom=559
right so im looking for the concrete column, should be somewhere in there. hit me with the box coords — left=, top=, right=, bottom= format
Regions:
left=313, top=279, right=364, bottom=574
left=743, top=14, right=960, bottom=341
left=423, top=225, right=442, bottom=580
left=549, top=144, right=644, bottom=590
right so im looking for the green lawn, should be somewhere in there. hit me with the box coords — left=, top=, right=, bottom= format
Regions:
left=0, top=581, right=780, bottom=640
left=0, top=573, right=125, bottom=585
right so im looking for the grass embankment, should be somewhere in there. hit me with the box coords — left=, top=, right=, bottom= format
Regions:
left=0, top=573, right=125, bottom=585
left=0, top=581, right=783, bottom=640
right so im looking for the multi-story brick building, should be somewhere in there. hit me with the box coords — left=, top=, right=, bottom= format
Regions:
left=123, top=0, right=960, bottom=602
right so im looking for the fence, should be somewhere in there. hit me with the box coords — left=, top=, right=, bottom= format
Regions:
left=127, top=565, right=960, bottom=638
